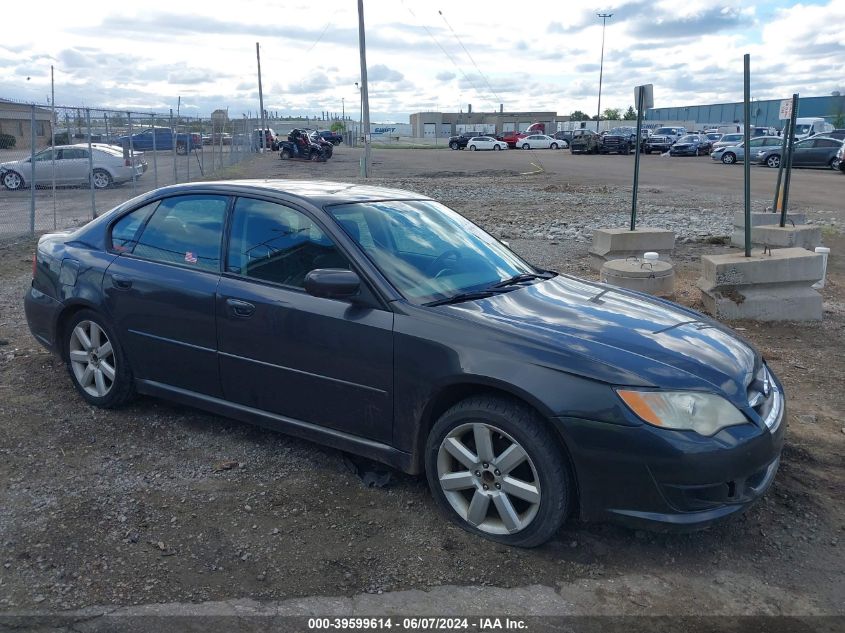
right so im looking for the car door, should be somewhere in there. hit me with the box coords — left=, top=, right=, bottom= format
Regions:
left=59, top=148, right=92, bottom=184
left=791, top=140, right=815, bottom=166
left=814, top=139, right=841, bottom=165
left=29, top=148, right=56, bottom=185
left=102, top=194, right=229, bottom=396
left=216, top=196, right=394, bottom=443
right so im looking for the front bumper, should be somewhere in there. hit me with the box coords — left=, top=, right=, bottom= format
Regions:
left=670, top=147, right=699, bottom=156
left=553, top=389, right=786, bottom=530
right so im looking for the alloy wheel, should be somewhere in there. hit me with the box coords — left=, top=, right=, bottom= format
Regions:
left=436, top=422, right=541, bottom=535
left=68, top=320, right=116, bottom=398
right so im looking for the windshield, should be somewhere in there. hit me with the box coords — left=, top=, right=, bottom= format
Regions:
left=678, top=135, right=698, bottom=143
left=794, top=124, right=811, bottom=135
left=328, top=200, right=536, bottom=305
left=653, top=128, right=675, bottom=135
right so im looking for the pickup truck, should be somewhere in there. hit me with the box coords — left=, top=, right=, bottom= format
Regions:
left=318, top=130, right=344, bottom=145
left=114, top=127, right=201, bottom=154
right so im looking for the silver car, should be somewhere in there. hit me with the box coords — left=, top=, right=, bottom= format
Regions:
left=0, top=144, right=147, bottom=191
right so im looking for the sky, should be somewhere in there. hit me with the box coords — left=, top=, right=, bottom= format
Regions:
left=1, top=0, right=842, bottom=123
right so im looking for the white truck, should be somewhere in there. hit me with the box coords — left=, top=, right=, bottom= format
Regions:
left=793, top=117, right=834, bottom=140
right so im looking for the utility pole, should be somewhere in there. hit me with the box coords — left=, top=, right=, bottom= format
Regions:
left=256, top=42, right=266, bottom=151
left=357, top=0, right=371, bottom=177
left=595, top=13, right=612, bottom=132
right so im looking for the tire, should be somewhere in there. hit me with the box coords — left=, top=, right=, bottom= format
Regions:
left=64, top=309, right=134, bottom=408
left=493, top=145, right=501, bottom=151
left=91, top=169, right=113, bottom=189
left=2, top=170, right=24, bottom=191
left=450, top=142, right=459, bottom=150
left=280, top=149, right=292, bottom=160
left=722, top=152, right=736, bottom=165
left=425, top=395, right=572, bottom=548
left=470, top=145, right=477, bottom=151
left=766, top=154, right=780, bottom=168
left=830, top=158, right=840, bottom=171
left=175, top=142, right=187, bottom=155
left=550, top=143, right=558, bottom=150
left=521, top=143, right=530, bottom=150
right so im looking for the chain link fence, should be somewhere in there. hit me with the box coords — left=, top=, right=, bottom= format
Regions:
left=0, top=100, right=262, bottom=237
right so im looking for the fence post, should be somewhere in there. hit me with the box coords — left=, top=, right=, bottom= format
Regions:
left=128, top=111, right=137, bottom=197
left=29, top=105, right=36, bottom=234
left=86, top=109, right=96, bottom=218
left=150, top=113, right=158, bottom=189
left=170, top=109, right=177, bottom=184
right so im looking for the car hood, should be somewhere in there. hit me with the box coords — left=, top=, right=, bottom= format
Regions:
left=442, top=275, right=757, bottom=402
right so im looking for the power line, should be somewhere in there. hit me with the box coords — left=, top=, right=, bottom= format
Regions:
left=437, top=10, right=502, bottom=109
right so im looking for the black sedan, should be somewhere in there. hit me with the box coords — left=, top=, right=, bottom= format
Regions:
left=24, top=180, right=785, bottom=547
left=669, top=134, right=713, bottom=156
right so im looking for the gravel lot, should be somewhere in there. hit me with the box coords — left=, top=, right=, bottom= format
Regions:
left=0, top=146, right=843, bottom=622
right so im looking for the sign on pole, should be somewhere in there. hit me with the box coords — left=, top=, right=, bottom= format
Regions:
left=634, top=84, right=654, bottom=110
left=778, top=99, right=793, bottom=120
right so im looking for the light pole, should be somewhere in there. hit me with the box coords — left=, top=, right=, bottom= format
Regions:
left=595, top=12, right=612, bottom=132
left=355, top=82, right=362, bottom=147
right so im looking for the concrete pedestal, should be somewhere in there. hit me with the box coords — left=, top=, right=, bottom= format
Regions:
left=601, top=258, right=675, bottom=296
left=731, top=211, right=807, bottom=248
left=750, top=224, right=822, bottom=250
left=588, top=228, right=675, bottom=271
left=698, top=247, right=824, bottom=321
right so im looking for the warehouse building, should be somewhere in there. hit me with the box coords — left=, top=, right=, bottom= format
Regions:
left=410, top=107, right=570, bottom=139
left=0, top=98, right=53, bottom=150
left=646, top=94, right=845, bottom=129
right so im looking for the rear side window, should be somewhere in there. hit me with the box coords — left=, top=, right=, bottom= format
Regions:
left=110, top=202, right=159, bottom=252
left=133, top=195, right=228, bottom=271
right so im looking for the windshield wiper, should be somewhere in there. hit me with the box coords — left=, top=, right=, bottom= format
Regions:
left=424, top=287, right=517, bottom=307
left=490, top=271, right=556, bottom=288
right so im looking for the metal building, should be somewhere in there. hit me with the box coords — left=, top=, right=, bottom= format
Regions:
left=646, top=95, right=845, bottom=129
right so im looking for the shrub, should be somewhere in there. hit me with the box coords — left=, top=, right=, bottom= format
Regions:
left=0, top=133, right=16, bottom=149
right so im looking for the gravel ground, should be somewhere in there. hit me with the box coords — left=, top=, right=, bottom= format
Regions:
left=0, top=150, right=843, bottom=620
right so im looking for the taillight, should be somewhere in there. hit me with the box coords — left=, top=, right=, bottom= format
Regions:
left=125, top=159, right=131, bottom=166
left=32, top=252, right=37, bottom=279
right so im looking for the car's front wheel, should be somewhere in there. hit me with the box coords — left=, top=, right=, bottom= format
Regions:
left=550, top=143, right=558, bottom=150
left=830, top=157, right=840, bottom=171
left=494, top=145, right=501, bottom=151
left=64, top=310, right=134, bottom=408
left=521, top=143, right=530, bottom=150
left=2, top=170, right=24, bottom=190
left=426, top=396, right=571, bottom=547
left=450, top=142, right=459, bottom=150
left=469, top=145, right=477, bottom=151
left=176, top=142, right=187, bottom=155
left=722, top=152, right=736, bottom=164
left=766, top=154, right=781, bottom=168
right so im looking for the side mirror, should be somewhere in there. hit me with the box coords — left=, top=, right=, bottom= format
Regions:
left=304, top=269, right=361, bottom=300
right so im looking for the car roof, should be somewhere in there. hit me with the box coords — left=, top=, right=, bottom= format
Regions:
left=137, top=179, right=432, bottom=206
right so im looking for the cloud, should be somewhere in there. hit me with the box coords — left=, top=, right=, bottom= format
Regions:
left=629, top=6, right=752, bottom=39
left=436, top=71, right=456, bottom=82
left=369, top=64, right=404, bottom=83
left=167, top=68, right=217, bottom=85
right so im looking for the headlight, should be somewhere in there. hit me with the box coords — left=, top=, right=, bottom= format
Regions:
left=616, top=390, right=748, bottom=436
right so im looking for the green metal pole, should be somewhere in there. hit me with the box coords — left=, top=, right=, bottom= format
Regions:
left=780, top=93, right=799, bottom=227
left=630, top=87, right=644, bottom=231
left=743, top=54, right=752, bottom=257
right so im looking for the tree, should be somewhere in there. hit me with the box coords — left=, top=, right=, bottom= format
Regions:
left=330, top=121, right=346, bottom=133
left=623, top=106, right=637, bottom=120
left=569, top=110, right=591, bottom=121
left=602, top=108, right=621, bottom=121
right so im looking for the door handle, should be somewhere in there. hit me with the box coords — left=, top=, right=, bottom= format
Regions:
left=226, top=298, right=255, bottom=318
left=111, top=274, right=132, bottom=290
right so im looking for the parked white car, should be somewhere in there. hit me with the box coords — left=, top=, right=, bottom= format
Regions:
left=0, top=144, right=147, bottom=191
left=466, top=136, right=508, bottom=151
left=519, top=135, right=565, bottom=150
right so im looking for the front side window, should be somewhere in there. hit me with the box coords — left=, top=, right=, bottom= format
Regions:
left=133, top=195, right=227, bottom=271
left=227, top=198, right=350, bottom=288
left=328, top=200, right=535, bottom=305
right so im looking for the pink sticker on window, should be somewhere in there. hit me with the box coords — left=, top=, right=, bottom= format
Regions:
left=184, top=251, right=198, bottom=264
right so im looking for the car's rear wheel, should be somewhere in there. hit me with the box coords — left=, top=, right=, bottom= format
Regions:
left=2, top=170, right=24, bottom=190
left=64, top=310, right=134, bottom=408
left=91, top=169, right=112, bottom=189
left=280, top=149, right=292, bottom=159
left=450, top=142, right=459, bottom=150
left=176, top=142, right=187, bottom=155
left=426, top=396, right=571, bottom=547
left=722, top=152, right=736, bottom=164
left=766, top=154, right=781, bottom=168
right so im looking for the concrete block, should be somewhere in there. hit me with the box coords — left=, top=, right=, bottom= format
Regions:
left=699, top=248, right=824, bottom=287
left=750, top=225, right=821, bottom=250
left=731, top=211, right=807, bottom=247
left=698, top=248, right=824, bottom=321
left=601, top=259, right=675, bottom=297
left=588, top=228, right=675, bottom=271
